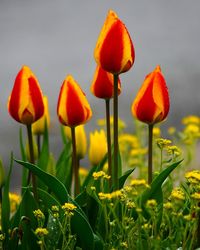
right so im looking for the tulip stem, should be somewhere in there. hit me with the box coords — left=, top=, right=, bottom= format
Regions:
left=37, top=134, right=41, bottom=155
left=113, top=74, right=119, bottom=190
left=27, top=124, right=38, bottom=200
left=105, top=99, right=112, bottom=188
left=71, top=126, right=79, bottom=196
left=148, top=124, right=154, bottom=184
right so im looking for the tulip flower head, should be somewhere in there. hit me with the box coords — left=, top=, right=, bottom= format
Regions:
left=89, top=129, right=107, bottom=166
left=32, top=96, right=50, bottom=135
left=94, top=10, right=135, bottom=74
left=64, top=125, right=87, bottom=159
left=91, top=65, right=121, bottom=99
left=132, top=66, right=170, bottom=125
left=8, top=66, right=44, bottom=125
left=57, top=75, right=92, bottom=127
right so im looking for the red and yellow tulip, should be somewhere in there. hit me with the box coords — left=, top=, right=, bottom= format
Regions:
left=94, top=10, right=135, bottom=74
left=91, top=65, right=121, bottom=99
left=8, top=65, right=44, bottom=125
left=57, top=75, right=92, bottom=127
left=131, top=65, right=170, bottom=125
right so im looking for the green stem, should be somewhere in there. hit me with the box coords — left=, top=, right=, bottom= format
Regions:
left=113, top=74, right=119, bottom=190
left=148, top=124, right=154, bottom=184
left=105, top=99, right=112, bottom=188
left=26, top=124, right=38, bottom=200
left=71, top=126, right=79, bottom=196
left=37, top=134, right=41, bottom=156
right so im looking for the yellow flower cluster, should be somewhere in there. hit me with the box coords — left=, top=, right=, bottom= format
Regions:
left=62, top=203, right=77, bottom=216
left=98, top=190, right=125, bottom=201
left=146, top=199, right=157, bottom=208
left=182, top=115, right=200, bottom=125
left=33, top=209, right=45, bottom=220
left=185, top=170, right=200, bottom=184
left=156, top=138, right=172, bottom=150
left=171, top=188, right=185, bottom=201
left=166, top=145, right=181, bottom=156
left=35, top=228, right=49, bottom=237
left=93, top=171, right=111, bottom=180
left=130, top=179, right=149, bottom=188
left=153, top=127, right=161, bottom=137
left=0, top=233, right=5, bottom=241
left=130, top=148, right=147, bottom=157
left=51, top=205, right=59, bottom=218
left=191, top=192, right=200, bottom=200
left=163, top=202, right=173, bottom=210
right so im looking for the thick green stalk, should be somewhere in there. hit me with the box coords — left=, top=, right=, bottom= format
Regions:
left=26, top=124, right=38, bottom=200
left=37, top=134, right=41, bottom=156
left=71, top=126, right=79, bottom=196
left=105, top=99, right=112, bottom=188
left=113, top=74, right=119, bottom=190
left=148, top=124, right=154, bottom=184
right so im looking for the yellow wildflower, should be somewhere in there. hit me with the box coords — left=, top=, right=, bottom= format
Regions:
left=35, top=228, right=48, bottom=237
left=182, top=115, right=200, bottom=125
left=184, top=124, right=199, bottom=135
left=153, top=127, right=161, bottom=137
left=130, top=179, right=148, bottom=187
left=171, top=187, right=185, bottom=201
left=120, top=242, right=128, bottom=248
left=93, top=171, right=110, bottom=180
left=168, top=127, right=176, bottom=135
left=89, top=130, right=107, bottom=165
left=79, top=167, right=88, bottom=178
left=183, top=214, right=192, bottom=221
left=126, top=201, right=136, bottom=209
left=156, top=138, right=172, bottom=150
left=62, top=203, right=77, bottom=212
left=142, top=223, right=152, bottom=230
left=33, top=209, right=45, bottom=220
left=166, top=145, right=181, bottom=156
left=119, top=134, right=139, bottom=148
left=0, top=233, right=5, bottom=241
left=191, top=192, right=200, bottom=200
left=146, top=199, right=157, bottom=208
left=163, top=202, right=173, bottom=210
left=110, top=190, right=125, bottom=200
left=185, top=170, right=200, bottom=184
left=130, top=148, right=147, bottom=157
left=64, top=125, right=87, bottom=159
left=98, top=192, right=112, bottom=201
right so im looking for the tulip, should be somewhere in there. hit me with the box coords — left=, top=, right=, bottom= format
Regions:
left=8, top=65, right=44, bottom=125
left=57, top=75, right=92, bottom=196
left=94, top=10, right=135, bottom=74
left=64, top=125, right=87, bottom=159
left=89, top=130, right=107, bottom=166
left=91, top=65, right=121, bottom=99
left=57, top=75, right=92, bottom=127
left=131, top=65, right=170, bottom=184
left=94, top=10, right=135, bottom=190
left=131, top=65, right=170, bottom=125
left=32, top=96, right=50, bottom=135
left=8, top=65, right=44, bottom=199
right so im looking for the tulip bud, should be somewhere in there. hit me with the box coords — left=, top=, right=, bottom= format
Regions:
left=131, top=65, right=170, bottom=125
left=32, top=96, right=50, bottom=135
left=57, top=75, right=92, bottom=127
left=64, top=125, right=87, bottom=159
left=94, top=10, right=135, bottom=74
left=89, top=130, right=107, bottom=166
left=8, top=65, right=44, bottom=125
left=91, top=65, right=121, bottom=99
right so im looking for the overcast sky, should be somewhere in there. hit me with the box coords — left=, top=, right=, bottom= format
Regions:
left=1, top=0, right=200, bottom=189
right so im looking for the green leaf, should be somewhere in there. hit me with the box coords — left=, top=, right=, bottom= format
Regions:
left=56, top=141, right=72, bottom=192
left=1, top=154, right=13, bottom=248
left=15, top=159, right=69, bottom=204
left=140, top=160, right=182, bottom=223
left=37, top=121, right=49, bottom=172
left=119, top=168, right=135, bottom=189
left=16, top=159, right=95, bottom=250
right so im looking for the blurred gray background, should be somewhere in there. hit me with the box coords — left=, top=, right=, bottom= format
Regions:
left=0, top=0, right=200, bottom=190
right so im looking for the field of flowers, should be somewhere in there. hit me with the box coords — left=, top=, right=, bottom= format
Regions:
left=1, top=9, right=200, bottom=250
